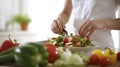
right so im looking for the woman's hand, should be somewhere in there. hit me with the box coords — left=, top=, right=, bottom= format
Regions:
left=51, top=18, right=66, bottom=34
left=79, top=20, right=105, bottom=38
left=51, top=0, right=72, bottom=34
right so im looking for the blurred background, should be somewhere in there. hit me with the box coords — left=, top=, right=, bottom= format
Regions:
left=0, top=0, right=119, bottom=49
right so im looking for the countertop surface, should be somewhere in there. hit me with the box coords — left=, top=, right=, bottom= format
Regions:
left=1, top=61, right=120, bottom=67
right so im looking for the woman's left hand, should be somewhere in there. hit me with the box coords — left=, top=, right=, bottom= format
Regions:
left=79, top=20, right=105, bottom=38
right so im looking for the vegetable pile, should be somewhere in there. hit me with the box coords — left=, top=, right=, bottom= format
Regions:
left=0, top=34, right=120, bottom=67
left=0, top=35, right=19, bottom=64
left=54, top=47, right=89, bottom=67
left=89, top=47, right=117, bottom=67
left=0, top=42, right=49, bottom=67
left=48, top=33, right=94, bottom=48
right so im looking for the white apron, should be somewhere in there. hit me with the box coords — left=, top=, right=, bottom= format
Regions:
left=72, top=0, right=118, bottom=49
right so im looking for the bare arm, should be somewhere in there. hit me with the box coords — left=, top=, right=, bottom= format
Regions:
left=79, top=18, right=120, bottom=37
left=58, top=0, right=72, bottom=23
left=104, top=18, right=120, bottom=30
left=117, top=0, right=120, bottom=7
left=51, top=0, right=72, bottom=34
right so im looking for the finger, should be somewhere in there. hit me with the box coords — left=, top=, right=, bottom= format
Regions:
left=61, top=19, right=66, bottom=31
left=82, top=22, right=94, bottom=37
left=60, top=19, right=65, bottom=31
left=56, top=19, right=63, bottom=33
left=54, top=20, right=61, bottom=34
left=85, top=26, right=96, bottom=37
left=51, top=22, right=56, bottom=33
left=79, top=20, right=90, bottom=36
left=51, top=21, right=59, bottom=34
left=52, top=28, right=57, bottom=34
left=51, top=20, right=60, bottom=34
left=82, top=25, right=93, bottom=37
left=79, top=21, right=90, bottom=37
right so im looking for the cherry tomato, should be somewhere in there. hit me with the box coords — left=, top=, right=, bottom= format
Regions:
left=117, top=52, right=120, bottom=61
left=89, top=54, right=99, bottom=65
left=63, top=37, right=69, bottom=43
left=99, top=57, right=109, bottom=67
left=45, top=43, right=59, bottom=63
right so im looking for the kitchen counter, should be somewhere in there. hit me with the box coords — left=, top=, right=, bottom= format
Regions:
left=0, top=32, right=119, bottom=67
left=0, top=31, right=41, bottom=45
left=0, top=61, right=120, bottom=67
left=47, top=61, right=120, bottom=67
left=1, top=61, right=120, bottom=67
left=87, top=61, right=120, bottom=67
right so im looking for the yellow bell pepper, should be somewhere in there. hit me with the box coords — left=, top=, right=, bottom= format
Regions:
left=104, top=48, right=116, bottom=64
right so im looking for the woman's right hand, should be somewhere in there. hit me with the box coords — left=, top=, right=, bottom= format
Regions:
left=51, top=18, right=66, bottom=34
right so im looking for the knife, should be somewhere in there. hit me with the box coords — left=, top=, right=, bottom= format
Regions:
left=62, top=29, right=68, bottom=37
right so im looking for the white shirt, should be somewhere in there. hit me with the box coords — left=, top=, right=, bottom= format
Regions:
left=72, top=0, right=119, bottom=49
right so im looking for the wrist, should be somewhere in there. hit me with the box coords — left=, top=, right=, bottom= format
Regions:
left=58, top=12, right=69, bottom=24
left=103, top=18, right=119, bottom=30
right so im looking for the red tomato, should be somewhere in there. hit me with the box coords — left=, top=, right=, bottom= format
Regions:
left=89, top=54, right=99, bottom=65
left=45, top=43, right=59, bottom=63
left=63, top=37, right=69, bottom=43
left=117, top=52, right=120, bottom=61
left=99, top=57, right=109, bottom=67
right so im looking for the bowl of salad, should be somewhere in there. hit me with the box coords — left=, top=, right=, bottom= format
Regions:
left=38, top=33, right=97, bottom=55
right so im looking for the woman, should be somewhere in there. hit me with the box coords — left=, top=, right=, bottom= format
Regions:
left=51, top=0, right=120, bottom=49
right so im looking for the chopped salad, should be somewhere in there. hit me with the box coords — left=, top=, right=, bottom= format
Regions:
left=48, top=33, right=94, bottom=48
